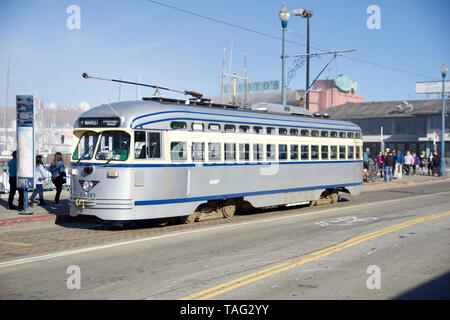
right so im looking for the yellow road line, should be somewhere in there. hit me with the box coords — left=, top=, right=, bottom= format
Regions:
left=0, top=240, right=33, bottom=247
left=181, top=210, right=450, bottom=300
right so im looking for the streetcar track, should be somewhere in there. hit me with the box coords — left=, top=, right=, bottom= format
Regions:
left=0, top=187, right=449, bottom=258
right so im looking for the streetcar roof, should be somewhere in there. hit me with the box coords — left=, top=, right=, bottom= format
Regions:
left=74, top=99, right=361, bottom=132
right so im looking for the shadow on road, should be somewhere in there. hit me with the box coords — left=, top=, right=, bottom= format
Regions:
left=393, top=271, right=450, bottom=300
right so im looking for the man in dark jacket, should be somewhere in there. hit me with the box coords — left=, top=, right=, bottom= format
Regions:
left=383, top=151, right=395, bottom=182
left=8, top=151, right=24, bottom=210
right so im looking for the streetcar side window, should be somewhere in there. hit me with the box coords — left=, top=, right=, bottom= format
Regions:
left=253, top=143, right=264, bottom=161
left=254, top=126, right=263, bottom=134
left=348, top=132, right=354, bottom=138
left=208, top=123, right=221, bottom=131
left=311, top=130, right=319, bottom=137
left=330, top=146, right=338, bottom=160
left=339, top=132, right=346, bottom=138
left=192, top=142, right=205, bottom=161
left=267, top=127, right=275, bottom=135
left=339, top=146, right=346, bottom=160
left=330, top=131, right=338, bottom=138
left=134, top=131, right=146, bottom=159
left=301, top=145, right=309, bottom=160
left=208, top=143, right=221, bottom=161
left=311, top=145, right=319, bottom=160
left=321, top=131, right=329, bottom=137
left=192, top=122, right=204, bottom=131
left=347, top=146, right=354, bottom=159
left=225, top=124, right=236, bottom=132
left=147, top=132, right=161, bottom=159
left=290, top=129, right=298, bottom=136
left=290, top=145, right=299, bottom=160
left=279, top=144, right=288, bottom=161
left=356, top=132, right=361, bottom=139
left=170, top=142, right=187, bottom=161
left=321, top=145, right=329, bottom=160
left=225, top=143, right=236, bottom=161
left=266, top=144, right=276, bottom=160
left=356, top=146, right=361, bottom=159
left=279, top=128, right=287, bottom=136
left=239, top=143, right=250, bottom=161
left=239, top=125, right=250, bottom=133
left=301, top=129, right=309, bottom=136
left=171, top=121, right=187, bottom=130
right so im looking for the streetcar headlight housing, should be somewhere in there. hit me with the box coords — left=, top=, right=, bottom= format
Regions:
left=79, top=180, right=98, bottom=192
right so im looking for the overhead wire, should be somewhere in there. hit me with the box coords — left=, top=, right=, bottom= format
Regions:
left=145, top=0, right=436, bottom=80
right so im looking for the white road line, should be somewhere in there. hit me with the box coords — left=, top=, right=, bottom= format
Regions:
left=0, top=191, right=449, bottom=270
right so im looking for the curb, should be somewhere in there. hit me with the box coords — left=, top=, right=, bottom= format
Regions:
left=0, top=213, right=72, bottom=227
left=363, top=177, right=449, bottom=188
left=1, top=177, right=448, bottom=228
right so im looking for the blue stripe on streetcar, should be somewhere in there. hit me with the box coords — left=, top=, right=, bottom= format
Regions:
left=130, top=110, right=360, bottom=129
left=71, top=160, right=363, bottom=168
left=134, top=182, right=363, bottom=206
left=134, top=117, right=361, bottom=132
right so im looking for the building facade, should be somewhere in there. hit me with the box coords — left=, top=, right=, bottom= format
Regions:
left=326, top=99, right=450, bottom=160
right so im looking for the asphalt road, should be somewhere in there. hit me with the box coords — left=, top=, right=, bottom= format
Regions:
left=0, top=181, right=449, bottom=300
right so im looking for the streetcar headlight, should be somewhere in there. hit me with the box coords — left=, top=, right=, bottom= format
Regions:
left=82, top=180, right=94, bottom=192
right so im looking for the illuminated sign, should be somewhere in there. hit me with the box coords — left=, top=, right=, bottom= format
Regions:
left=79, top=117, right=121, bottom=128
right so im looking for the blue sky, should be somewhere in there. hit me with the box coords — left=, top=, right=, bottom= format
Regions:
left=0, top=0, right=449, bottom=108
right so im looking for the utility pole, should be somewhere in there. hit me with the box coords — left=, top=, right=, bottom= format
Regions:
left=4, top=57, right=10, bottom=152
left=220, top=49, right=226, bottom=103
left=244, top=53, right=248, bottom=106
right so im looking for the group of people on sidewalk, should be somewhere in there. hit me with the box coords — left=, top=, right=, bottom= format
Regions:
left=7, top=151, right=66, bottom=211
left=364, top=147, right=443, bottom=182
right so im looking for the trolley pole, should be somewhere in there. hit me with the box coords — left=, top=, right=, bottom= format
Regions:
left=440, top=64, right=447, bottom=177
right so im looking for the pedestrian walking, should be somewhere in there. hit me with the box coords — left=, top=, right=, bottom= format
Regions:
left=412, top=152, right=419, bottom=175
left=29, top=155, right=47, bottom=206
left=394, top=150, right=404, bottom=179
left=376, top=151, right=384, bottom=178
left=427, top=152, right=435, bottom=176
left=433, top=151, right=441, bottom=176
left=404, top=151, right=414, bottom=176
left=7, top=151, right=25, bottom=210
left=383, top=151, right=395, bottom=182
left=49, top=152, right=65, bottom=206
left=419, top=151, right=427, bottom=175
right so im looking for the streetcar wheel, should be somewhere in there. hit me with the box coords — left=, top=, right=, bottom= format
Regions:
left=309, top=200, right=318, bottom=207
left=221, top=200, right=236, bottom=219
left=329, top=192, right=339, bottom=204
left=180, top=211, right=199, bottom=224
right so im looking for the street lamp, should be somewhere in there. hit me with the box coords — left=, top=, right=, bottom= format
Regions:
left=279, top=4, right=290, bottom=106
left=293, top=8, right=313, bottom=110
left=440, top=64, right=447, bottom=177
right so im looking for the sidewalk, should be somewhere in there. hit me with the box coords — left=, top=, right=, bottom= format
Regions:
left=0, top=189, right=71, bottom=226
left=1, top=174, right=449, bottom=227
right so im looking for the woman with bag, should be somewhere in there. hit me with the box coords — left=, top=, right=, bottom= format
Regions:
left=49, top=152, right=65, bottom=206
left=29, top=155, right=47, bottom=206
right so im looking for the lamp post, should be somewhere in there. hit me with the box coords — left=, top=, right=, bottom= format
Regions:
left=293, top=8, right=313, bottom=110
left=440, top=64, right=447, bottom=177
left=279, top=4, right=290, bottom=106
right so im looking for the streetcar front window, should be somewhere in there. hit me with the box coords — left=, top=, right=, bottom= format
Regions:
left=95, top=131, right=131, bottom=161
left=73, top=131, right=99, bottom=161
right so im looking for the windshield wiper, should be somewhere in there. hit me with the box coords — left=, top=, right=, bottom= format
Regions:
left=103, top=146, right=128, bottom=167
left=76, top=146, right=93, bottom=164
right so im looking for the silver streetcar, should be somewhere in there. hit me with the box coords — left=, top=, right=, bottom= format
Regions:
left=69, top=97, right=363, bottom=223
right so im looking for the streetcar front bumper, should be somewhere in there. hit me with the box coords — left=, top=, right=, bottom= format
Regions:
left=69, top=197, right=134, bottom=220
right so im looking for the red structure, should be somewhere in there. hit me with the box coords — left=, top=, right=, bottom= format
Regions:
left=296, top=76, right=364, bottom=112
